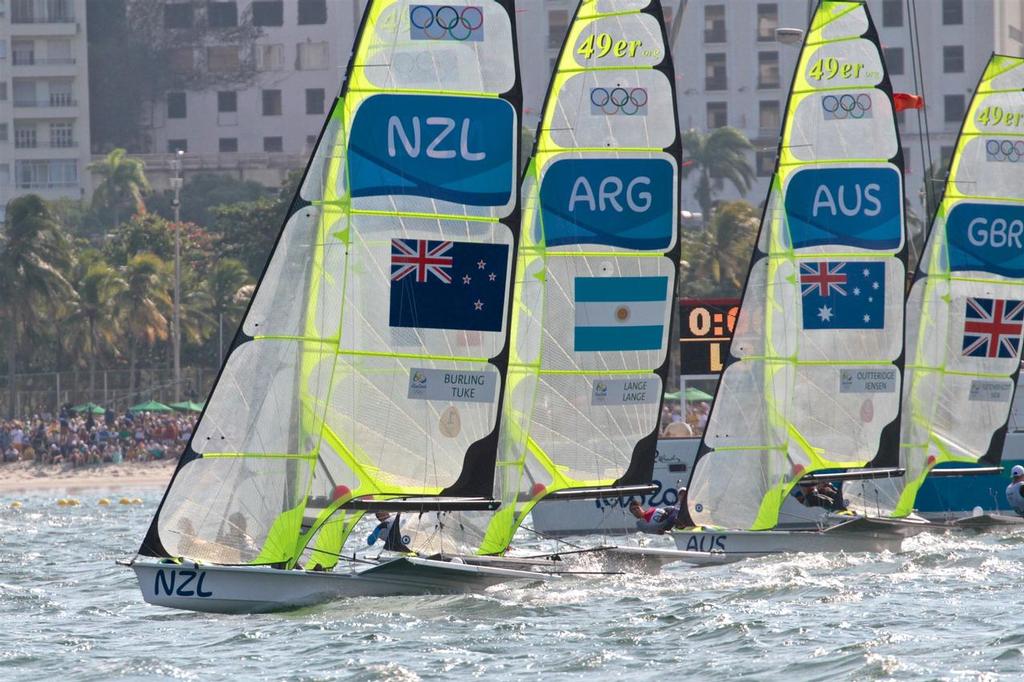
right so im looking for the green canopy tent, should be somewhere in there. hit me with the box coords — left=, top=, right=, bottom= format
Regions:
left=684, top=387, right=714, bottom=402
left=662, top=391, right=681, bottom=401
left=71, top=402, right=106, bottom=415
left=169, top=401, right=205, bottom=413
left=128, top=400, right=173, bottom=413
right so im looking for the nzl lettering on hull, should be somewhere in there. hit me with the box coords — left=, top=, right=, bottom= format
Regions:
left=946, top=202, right=1024, bottom=278
left=785, top=166, right=903, bottom=251
left=347, top=94, right=515, bottom=207
left=539, top=158, right=675, bottom=249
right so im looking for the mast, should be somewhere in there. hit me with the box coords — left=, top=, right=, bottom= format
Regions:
left=687, top=0, right=908, bottom=531
left=847, top=55, right=1024, bottom=517
left=139, top=0, right=524, bottom=569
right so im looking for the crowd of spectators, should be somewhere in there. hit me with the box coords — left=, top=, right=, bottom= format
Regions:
left=660, top=401, right=710, bottom=438
left=0, top=405, right=196, bottom=468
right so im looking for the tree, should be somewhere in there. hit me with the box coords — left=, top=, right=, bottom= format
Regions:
left=104, top=212, right=175, bottom=265
left=206, top=259, right=252, bottom=362
left=680, top=127, right=756, bottom=223
left=89, top=148, right=150, bottom=228
left=148, top=172, right=271, bottom=227
left=117, top=253, right=171, bottom=397
left=0, top=196, right=76, bottom=416
left=680, top=200, right=760, bottom=298
left=63, top=258, right=128, bottom=395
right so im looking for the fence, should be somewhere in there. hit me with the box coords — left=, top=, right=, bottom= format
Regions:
left=0, top=367, right=217, bottom=417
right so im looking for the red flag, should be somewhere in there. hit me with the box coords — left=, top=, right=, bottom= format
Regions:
left=894, top=93, right=924, bottom=111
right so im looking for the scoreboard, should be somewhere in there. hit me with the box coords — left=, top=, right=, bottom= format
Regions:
left=679, top=298, right=740, bottom=375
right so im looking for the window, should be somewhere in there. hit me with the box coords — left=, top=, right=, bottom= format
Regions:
left=0, top=40, right=5, bottom=61
left=549, top=9, right=570, bottom=48
left=704, top=5, right=725, bottom=43
left=305, top=88, right=325, bottom=115
left=944, top=94, right=965, bottom=123
left=940, top=145, right=954, bottom=169
left=297, top=41, right=329, bottom=70
left=759, top=100, right=780, bottom=131
left=297, top=0, right=326, bottom=25
left=0, top=124, right=6, bottom=142
left=219, top=137, right=238, bottom=152
left=14, top=125, right=36, bottom=149
left=169, top=47, right=194, bottom=74
left=217, top=91, right=237, bottom=113
left=252, top=0, right=282, bottom=26
left=50, top=122, right=73, bottom=147
left=207, top=45, right=240, bottom=73
left=164, top=2, right=193, bottom=28
left=662, top=6, right=675, bottom=37
left=943, top=45, right=964, bottom=73
left=902, top=146, right=911, bottom=174
left=942, top=0, right=962, bottom=25
left=306, top=134, right=318, bottom=149
left=262, top=89, right=282, bottom=116
left=705, top=53, right=726, bottom=90
left=12, top=40, right=32, bottom=65
left=46, top=39, right=72, bottom=64
left=15, top=160, right=76, bottom=188
left=758, top=51, right=779, bottom=88
left=256, top=44, right=284, bottom=71
left=263, top=136, right=283, bottom=152
left=167, top=139, right=188, bottom=153
left=756, top=4, right=777, bottom=42
left=706, top=102, right=727, bottom=129
left=167, top=92, right=187, bottom=119
left=756, top=150, right=775, bottom=177
left=48, top=80, right=73, bottom=107
left=883, top=47, right=904, bottom=75
left=882, top=0, right=903, bottom=27
left=206, top=1, right=237, bottom=28
left=0, top=82, right=6, bottom=101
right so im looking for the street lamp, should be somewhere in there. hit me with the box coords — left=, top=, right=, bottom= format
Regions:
left=775, top=27, right=804, bottom=45
left=169, top=149, right=184, bottom=403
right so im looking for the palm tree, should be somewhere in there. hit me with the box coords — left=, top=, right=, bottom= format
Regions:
left=63, top=259, right=127, bottom=396
left=680, top=127, right=756, bottom=223
left=117, top=253, right=170, bottom=397
left=0, top=196, right=76, bottom=416
left=207, top=259, right=252, bottom=362
left=89, top=148, right=150, bottom=228
left=682, top=200, right=760, bottom=297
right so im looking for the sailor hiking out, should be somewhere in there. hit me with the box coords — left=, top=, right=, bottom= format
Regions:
left=1006, top=466, right=1024, bottom=516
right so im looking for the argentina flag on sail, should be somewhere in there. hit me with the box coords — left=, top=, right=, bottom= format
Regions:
left=389, top=238, right=509, bottom=333
left=574, top=276, right=669, bottom=351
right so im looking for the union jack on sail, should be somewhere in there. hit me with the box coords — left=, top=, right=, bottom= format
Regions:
left=390, top=239, right=454, bottom=284
left=962, top=297, right=1024, bottom=359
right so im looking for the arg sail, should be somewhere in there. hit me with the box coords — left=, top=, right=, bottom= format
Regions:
left=139, top=0, right=522, bottom=569
left=847, top=55, right=1024, bottom=518
left=687, top=0, right=907, bottom=531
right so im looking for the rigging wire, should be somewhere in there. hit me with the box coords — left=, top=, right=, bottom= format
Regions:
left=906, top=0, right=936, bottom=247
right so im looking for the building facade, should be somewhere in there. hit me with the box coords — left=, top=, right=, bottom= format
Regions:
left=0, top=0, right=92, bottom=220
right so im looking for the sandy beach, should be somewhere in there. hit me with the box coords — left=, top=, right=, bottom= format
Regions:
left=0, top=460, right=175, bottom=494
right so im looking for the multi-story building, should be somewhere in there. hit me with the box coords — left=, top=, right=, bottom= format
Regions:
left=675, top=0, right=1024, bottom=219
left=0, top=0, right=92, bottom=221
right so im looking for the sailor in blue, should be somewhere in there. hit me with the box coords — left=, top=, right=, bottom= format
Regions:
left=1006, top=465, right=1024, bottom=515
left=367, top=511, right=412, bottom=553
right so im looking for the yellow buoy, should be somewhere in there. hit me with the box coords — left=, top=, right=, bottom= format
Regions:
left=98, top=498, right=110, bottom=506
left=57, top=498, right=68, bottom=507
left=119, top=497, right=132, bottom=505
left=131, top=498, right=143, bottom=505
left=67, top=498, right=80, bottom=506
left=9, top=501, right=22, bottom=509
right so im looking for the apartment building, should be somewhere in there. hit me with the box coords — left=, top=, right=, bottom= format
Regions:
left=676, top=0, right=1024, bottom=218
left=0, top=0, right=91, bottom=221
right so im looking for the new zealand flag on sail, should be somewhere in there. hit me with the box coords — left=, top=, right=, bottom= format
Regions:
left=389, top=239, right=509, bottom=332
left=799, top=261, right=885, bottom=330
left=962, top=297, right=1024, bottom=359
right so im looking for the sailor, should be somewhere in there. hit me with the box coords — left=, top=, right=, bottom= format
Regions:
left=628, top=499, right=680, bottom=534
left=1006, top=465, right=1024, bottom=515
left=794, top=481, right=846, bottom=511
left=367, top=511, right=412, bottom=552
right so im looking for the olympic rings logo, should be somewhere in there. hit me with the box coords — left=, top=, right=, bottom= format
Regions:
left=410, top=5, right=484, bottom=42
left=986, top=139, right=1024, bottom=163
left=590, top=87, right=648, bottom=116
left=822, top=93, right=873, bottom=120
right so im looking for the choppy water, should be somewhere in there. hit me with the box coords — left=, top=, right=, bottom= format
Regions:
left=2, top=489, right=1023, bottom=680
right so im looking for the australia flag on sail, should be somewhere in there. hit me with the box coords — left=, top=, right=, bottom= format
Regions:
left=799, top=261, right=885, bottom=330
left=962, top=297, right=1024, bottom=359
left=389, top=239, right=509, bottom=332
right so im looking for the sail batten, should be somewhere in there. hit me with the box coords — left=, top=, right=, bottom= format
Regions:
left=687, top=1, right=907, bottom=531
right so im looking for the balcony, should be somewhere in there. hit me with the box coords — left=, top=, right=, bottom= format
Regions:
left=12, top=56, right=77, bottom=66
left=14, top=141, right=78, bottom=149
left=13, top=95, right=77, bottom=108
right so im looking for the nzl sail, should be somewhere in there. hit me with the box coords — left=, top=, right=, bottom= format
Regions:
left=687, top=0, right=907, bottom=531
left=472, top=0, right=681, bottom=555
left=139, top=0, right=523, bottom=568
left=849, top=55, right=1024, bottom=517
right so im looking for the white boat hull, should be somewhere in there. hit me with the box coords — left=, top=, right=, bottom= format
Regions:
left=671, top=518, right=906, bottom=560
left=132, top=557, right=550, bottom=614
left=949, top=513, right=1024, bottom=529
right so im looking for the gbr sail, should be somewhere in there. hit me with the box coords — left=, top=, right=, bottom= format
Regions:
left=139, top=0, right=522, bottom=568
left=848, top=55, right=1024, bottom=518
left=687, top=0, right=907, bottom=531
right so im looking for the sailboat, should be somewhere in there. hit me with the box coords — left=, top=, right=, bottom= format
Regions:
left=676, top=0, right=916, bottom=560
left=845, top=54, right=1024, bottom=528
left=395, top=0, right=713, bottom=574
left=128, top=0, right=556, bottom=613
